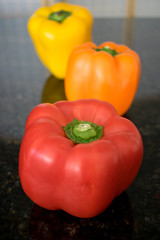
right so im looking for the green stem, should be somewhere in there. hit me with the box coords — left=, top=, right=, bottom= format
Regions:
left=93, top=46, right=118, bottom=56
left=48, top=10, right=71, bottom=23
left=63, top=119, right=103, bottom=144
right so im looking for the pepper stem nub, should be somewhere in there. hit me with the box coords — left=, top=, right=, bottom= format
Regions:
left=63, top=119, right=103, bottom=144
left=48, top=10, right=71, bottom=23
left=93, top=46, right=118, bottom=56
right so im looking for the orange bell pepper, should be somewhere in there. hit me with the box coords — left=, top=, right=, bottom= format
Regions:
left=64, top=41, right=141, bottom=115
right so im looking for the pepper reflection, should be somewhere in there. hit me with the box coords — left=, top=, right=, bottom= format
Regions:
left=41, top=74, right=66, bottom=104
left=30, top=192, right=134, bottom=240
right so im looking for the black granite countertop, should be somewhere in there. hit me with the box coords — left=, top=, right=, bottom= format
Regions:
left=0, top=17, right=160, bottom=239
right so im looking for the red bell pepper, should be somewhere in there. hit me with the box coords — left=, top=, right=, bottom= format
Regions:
left=19, top=99, right=143, bottom=218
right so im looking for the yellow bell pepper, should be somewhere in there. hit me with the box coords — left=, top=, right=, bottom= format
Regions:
left=28, top=2, right=93, bottom=79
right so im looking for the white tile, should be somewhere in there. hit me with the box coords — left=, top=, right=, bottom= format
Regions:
left=135, top=0, right=160, bottom=17
left=0, top=0, right=160, bottom=18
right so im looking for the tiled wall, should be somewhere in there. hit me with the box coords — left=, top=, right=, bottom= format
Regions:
left=0, top=0, right=160, bottom=18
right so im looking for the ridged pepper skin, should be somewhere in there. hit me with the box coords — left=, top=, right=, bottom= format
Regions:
left=19, top=99, right=143, bottom=218
left=27, top=3, right=93, bottom=79
left=65, top=42, right=141, bottom=115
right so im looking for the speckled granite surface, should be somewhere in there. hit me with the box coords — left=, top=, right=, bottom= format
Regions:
left=0, top=18, right=160, bottom=240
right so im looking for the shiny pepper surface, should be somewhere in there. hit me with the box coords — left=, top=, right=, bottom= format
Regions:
left=19, top=99, right=143, bottom=218
left=28, top=3, right=93, bottom=79
left=65, top=42, right=141, bottom=115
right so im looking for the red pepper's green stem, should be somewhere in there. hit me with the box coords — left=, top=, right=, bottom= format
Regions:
left=63, top=118, right=103, bottom=144
left=93, top=46, right=118, bottom=56
left=48, top=10, right=71, bottom=23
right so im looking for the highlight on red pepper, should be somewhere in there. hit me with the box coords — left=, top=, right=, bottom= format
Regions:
left=64, top=41, right=141, bottom=116
left=19, top=99, right=143, bottom=218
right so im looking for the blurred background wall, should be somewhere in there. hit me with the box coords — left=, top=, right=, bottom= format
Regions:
left=0, top=0, right=160, bottom=18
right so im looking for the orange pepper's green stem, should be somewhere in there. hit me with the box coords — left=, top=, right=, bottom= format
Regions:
left=63, top=118, right=103, bottom=144
left=48, top=10, right=71, bottom=23
left=94, top=46, right=118, bottom=56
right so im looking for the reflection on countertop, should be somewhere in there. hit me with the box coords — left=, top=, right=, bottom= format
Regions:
left=30, top=192, right=133, bottom=240
left=41, top=74, right=66, bottom=104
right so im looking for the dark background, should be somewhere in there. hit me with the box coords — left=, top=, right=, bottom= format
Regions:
left=0, top=17, right=160, bottom=239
